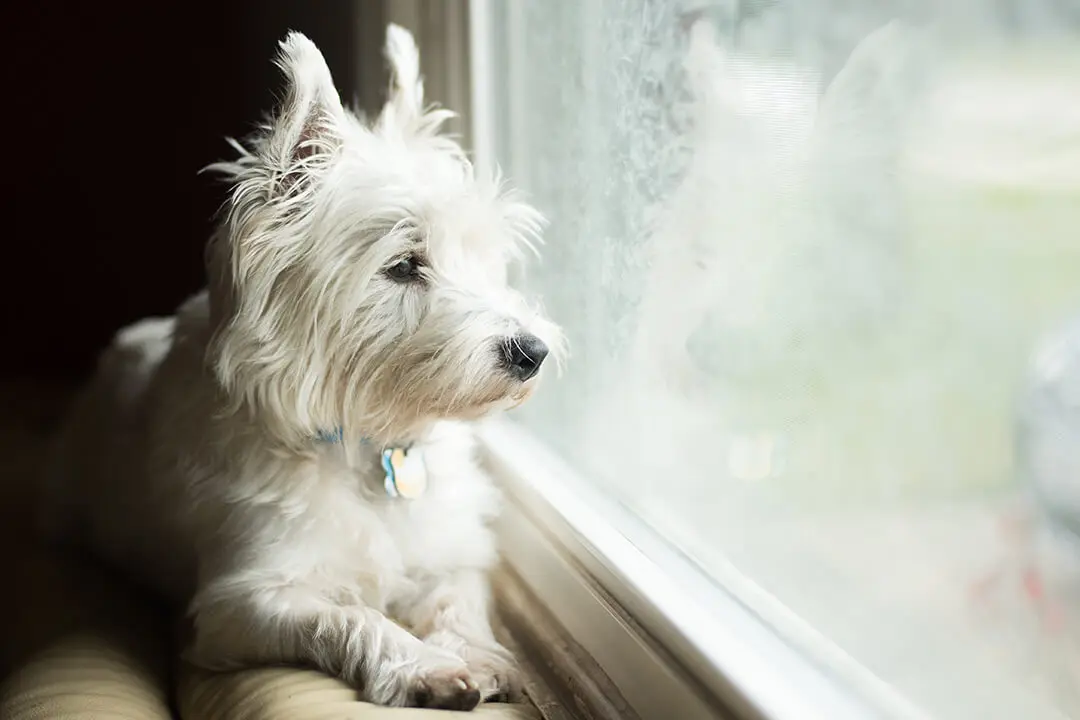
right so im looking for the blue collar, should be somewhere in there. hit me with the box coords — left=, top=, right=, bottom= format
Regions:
left=315, top=427, right=425, bottom=499
left=315, top=427, right=345, bottom=444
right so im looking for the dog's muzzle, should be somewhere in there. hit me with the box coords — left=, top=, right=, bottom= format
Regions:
left=500, top=334, right=549, bottom=381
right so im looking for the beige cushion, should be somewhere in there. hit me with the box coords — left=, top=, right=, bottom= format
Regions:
left=179, top=665, right=540, bottom=720
left=0, top=521, right=174, bottom=720
left=0, top=634, right=174, bottom=720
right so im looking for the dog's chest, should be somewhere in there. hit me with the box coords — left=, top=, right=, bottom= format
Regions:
left=300, top=437, right=499, bottom=606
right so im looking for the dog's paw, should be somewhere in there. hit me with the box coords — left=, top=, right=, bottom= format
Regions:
left=464, top=643, right=522, bottom=703
left=408, top=664, right=481, bottom=711
left=422, top=632, right=521, bottom=703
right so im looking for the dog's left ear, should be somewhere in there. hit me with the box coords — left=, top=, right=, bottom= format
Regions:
left=266, top=32, right=346, bottom=174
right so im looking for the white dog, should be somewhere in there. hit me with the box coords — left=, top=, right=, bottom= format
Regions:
left=42, top=25, right=563, bottom=711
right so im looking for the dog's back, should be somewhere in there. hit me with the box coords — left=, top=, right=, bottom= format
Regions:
left=41, top=314, right=178, bottom=582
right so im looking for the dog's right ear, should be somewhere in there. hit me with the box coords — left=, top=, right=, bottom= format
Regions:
left=380, top=24, right=424, bottom=129
left=375, top=24, right=454, bottom=140
left=265, top=32, right=346, bottom=176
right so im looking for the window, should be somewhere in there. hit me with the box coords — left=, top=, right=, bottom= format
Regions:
left=468, top=1, right=1080, bottom=718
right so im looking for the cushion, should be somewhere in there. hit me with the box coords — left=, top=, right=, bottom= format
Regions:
left=179, top=665, right=540, bottom=720
left=0, top=523, right=174, bottom=720
left=0, top=634, right=175, bottom=720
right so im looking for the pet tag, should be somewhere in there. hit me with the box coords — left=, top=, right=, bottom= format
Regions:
left=381, top=446, right=427, bottom=499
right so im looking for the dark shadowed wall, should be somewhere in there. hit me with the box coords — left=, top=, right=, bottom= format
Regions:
left=1, top=1, right=375, bottom=380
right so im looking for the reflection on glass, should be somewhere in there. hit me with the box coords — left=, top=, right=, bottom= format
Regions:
left=491, top=1, right=1080, bottom=716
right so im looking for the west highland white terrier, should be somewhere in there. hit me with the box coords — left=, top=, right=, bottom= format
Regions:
left=43, top=25, right=563, bottom=711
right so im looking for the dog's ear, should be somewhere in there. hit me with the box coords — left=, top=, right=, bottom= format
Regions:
left=383, top=24, right=424, bottom=124
left=813, top=21, right=929, bottom=171
left=266, top=32, right=346, bottom=172
left=375, top=24, right=454, bottom=139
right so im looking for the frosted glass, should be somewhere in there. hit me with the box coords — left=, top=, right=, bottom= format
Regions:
left=488, top=1, right=1080, bottom=717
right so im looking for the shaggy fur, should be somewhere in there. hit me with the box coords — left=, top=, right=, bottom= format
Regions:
left=42, top=25, right=563, bottom=711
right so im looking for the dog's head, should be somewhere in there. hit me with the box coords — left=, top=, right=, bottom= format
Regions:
left=205, top=26, right=564, bottom=445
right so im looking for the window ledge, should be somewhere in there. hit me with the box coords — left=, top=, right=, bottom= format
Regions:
left=478, top=419, right=926, bottom=720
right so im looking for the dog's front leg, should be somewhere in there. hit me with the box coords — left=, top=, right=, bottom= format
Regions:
left=399, top=570, right=519, bottom=701
left=187, top=588, right=483, bottom=710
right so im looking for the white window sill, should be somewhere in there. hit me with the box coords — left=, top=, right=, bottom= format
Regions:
left=478, top=419, right=928, bottom=720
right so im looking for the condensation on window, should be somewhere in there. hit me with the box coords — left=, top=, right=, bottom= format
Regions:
left=491, top=1, right=1080, bottom=717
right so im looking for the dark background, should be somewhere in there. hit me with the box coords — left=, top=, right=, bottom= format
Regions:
left=3, top=2, right=368, bottom=381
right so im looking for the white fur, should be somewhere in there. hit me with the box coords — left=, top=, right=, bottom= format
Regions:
left=43, top=26, right=563, bottom=710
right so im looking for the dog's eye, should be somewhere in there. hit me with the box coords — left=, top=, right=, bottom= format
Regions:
left=385, top=255, right=423, bottom=283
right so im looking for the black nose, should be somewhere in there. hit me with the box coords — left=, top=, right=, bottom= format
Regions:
left=501, top=334, right=549, bottom=381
